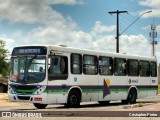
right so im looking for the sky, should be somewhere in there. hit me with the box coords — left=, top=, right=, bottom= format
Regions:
left=0, top=0, right=160, bottom=62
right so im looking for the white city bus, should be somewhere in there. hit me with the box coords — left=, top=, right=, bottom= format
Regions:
left=8, top=45, right=158, bottom=109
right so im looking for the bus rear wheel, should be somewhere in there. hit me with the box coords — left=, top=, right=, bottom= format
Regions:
left=121, top=100, right=128, bottom=104
left=127, top=89, right=137, bottom=104
left=33, top=103, right=48, bottom=109
left=65, top=90, right=80, bottom=108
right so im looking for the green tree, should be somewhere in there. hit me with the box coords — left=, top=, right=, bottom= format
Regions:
left=0, top=40, right=9, bottom=77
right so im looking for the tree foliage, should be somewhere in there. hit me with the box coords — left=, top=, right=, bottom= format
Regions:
left=0, top=40, right=9, bottom=77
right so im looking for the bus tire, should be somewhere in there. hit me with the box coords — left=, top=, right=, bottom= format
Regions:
left=98, top=101, right=110, bottom=105
left=121, top=100, right=128, bottom=104
left=33, top=103, right=48, bottom=109
left=66, top=90, right=80, bottom=108
left=127, top=89, right=137, bottom=104
left=0, top=85, right=5, bottom=93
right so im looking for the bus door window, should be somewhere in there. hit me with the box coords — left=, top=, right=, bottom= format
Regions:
left=99, top=56, right=113, bottom=75
left=48, top=56, right=68, bottom=80
left=114, top=58, right=126, bottom=76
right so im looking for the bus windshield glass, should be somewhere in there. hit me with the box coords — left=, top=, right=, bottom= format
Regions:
left=10, top=56, right=46, bottom=84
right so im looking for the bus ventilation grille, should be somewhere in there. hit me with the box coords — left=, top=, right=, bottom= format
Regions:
left=17, top=96, right=30, bottom=100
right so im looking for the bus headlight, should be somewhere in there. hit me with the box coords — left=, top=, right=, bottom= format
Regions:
left=8, top=86, right=16, bottom=94
left=34, top=86, right=46, bottom=95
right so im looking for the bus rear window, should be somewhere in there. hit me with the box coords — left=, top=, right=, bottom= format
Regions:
left=150, top=62, right=157, bottom=77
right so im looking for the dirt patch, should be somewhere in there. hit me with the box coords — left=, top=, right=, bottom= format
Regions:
left=0, top=93, right=31, bottom=106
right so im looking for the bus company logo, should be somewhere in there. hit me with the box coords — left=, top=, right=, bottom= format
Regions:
left=129, top=79, right=138, bottom=84
left=2, top=112, right=12, bottom=117
left=152, top=80, right=156, bottom=83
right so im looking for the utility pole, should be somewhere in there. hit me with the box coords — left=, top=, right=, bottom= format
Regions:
left=108, top=10, right=128, bottom=53
left=150, top=25, right=157, bottom=57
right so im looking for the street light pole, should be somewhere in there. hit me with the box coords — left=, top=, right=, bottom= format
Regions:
left=108, top=10, right=152, bottom=53
left=119, top=10, right=152, bottom=36
left=108, top=10, right=128, bottom=53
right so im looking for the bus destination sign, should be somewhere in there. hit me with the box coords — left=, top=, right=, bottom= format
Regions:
left=12, top=47, right=47, bottom=55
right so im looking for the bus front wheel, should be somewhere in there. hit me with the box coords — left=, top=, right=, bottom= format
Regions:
left=33, top=103, right=48, bottom=109
left=0, top=85, right=5, bottom=93
left=65, top=90, right=80, bottom=108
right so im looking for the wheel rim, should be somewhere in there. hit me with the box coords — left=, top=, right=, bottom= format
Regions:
left=129, top=94, right=133, bottom=101
left=129, top=92, right=135, bottom=103
left=70, top=94, right=78, bottom=105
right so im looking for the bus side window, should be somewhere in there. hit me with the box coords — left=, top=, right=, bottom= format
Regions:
left=83, top=55, right=98, bottom=75
left=139, top=61, right=150, bottom=77
left=71, top=54, right=82, bottom=74
left=99, top=56, right=113, bottom=75
left=114, top=58, right=126, bottom=76
left=128, top=60, right=139, bottom=76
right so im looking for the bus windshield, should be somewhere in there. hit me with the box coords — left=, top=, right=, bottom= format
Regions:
left=10, top=56, right=46, bottom=84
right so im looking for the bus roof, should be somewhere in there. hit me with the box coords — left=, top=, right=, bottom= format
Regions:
left=13, top=45, right=157, bottom=61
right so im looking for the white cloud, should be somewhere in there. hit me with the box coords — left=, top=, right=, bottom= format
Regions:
left=120, top=35, right=151, bottom=56
left=25, top=26, right=94, bottom=49
left=0, top=0, right=82, bottom=24
left=91, top=21, right=116, bottom=36
left=0, top=37, right=15, bottom=52
left=138, top=0, right=160, bottom=18
left=139, top=0, right=160, bottom=8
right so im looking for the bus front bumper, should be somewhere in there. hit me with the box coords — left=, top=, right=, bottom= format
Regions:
left=8, top=92, right=48, bottom=104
